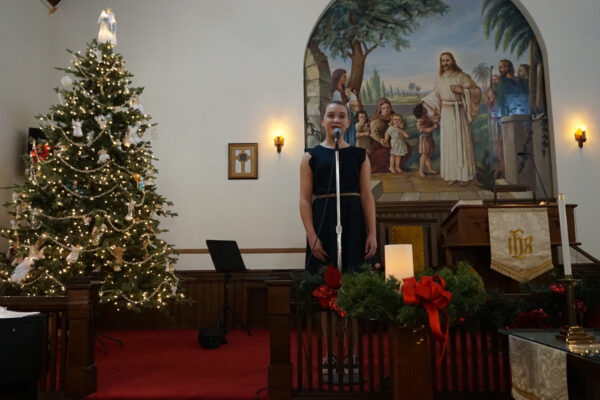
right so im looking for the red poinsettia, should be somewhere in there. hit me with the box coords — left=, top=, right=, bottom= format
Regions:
left=312, top=265, right=346, bottom=317
left=512, top=308, right=551, bottom=329
left=550, top=283, right=565, bottom=296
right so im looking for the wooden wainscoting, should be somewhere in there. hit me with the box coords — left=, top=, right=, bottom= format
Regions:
left=96, top=269, right=301, bottom=331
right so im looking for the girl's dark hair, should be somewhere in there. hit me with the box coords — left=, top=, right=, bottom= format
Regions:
left=321, top=101, right=348, bottom=120
left=413, top=102, right=427, bottom=119
left=357, top=110, right=368, bottom=119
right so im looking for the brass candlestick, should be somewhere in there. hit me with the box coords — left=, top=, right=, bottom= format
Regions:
left=556, top=276, right=597, bottom=344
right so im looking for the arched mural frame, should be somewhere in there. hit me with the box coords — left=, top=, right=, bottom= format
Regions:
left=303, top=0, right=557, bottom=200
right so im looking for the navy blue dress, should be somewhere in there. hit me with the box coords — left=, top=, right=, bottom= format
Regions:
left=305, top=145, right=367, bottom=274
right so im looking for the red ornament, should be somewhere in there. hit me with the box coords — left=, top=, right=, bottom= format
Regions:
left=30, top=144, right=51, bottom=163
left=312, top=265, right=346, bottom=317
left=402, top=275, right=452, bottom=366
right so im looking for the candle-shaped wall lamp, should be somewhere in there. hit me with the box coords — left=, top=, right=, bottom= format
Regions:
left=574, top=126, right=587, bottom=148
left=274, top=133, right=285, bottom=153
left=384, top=244, right=414, bottom=282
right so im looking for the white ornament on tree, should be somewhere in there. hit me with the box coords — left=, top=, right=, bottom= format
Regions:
left=91, top=224, right=107, bottom=246
left=61, top=75, right=73, bottom=88
left=125, top=200, right=135, bottom=221
left=95, top=115, right=109, bottom=130
left=87, top=131, right=95, bottom=145
left=123, top=122, right=142, bottom=147
left=97, top=149, right=110, bottom=165
left=10, top=244, right=45, bottom=283
left=30, top=209, right=41, bottom=229
left=94, top=49, right=103, bottom=63
left=130, top=95, right=145, bottom=114
left=113, top=106, right=129, bottom=114
left=66, top=245, right=82, bottom=264
left=72, top=119, right=84, bottom=137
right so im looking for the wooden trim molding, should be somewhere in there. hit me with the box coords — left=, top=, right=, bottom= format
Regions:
left=175, top=247, right=305, bottom=254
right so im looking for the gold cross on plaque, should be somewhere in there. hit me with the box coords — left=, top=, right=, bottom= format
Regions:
left=235, top=149, right=253, bottom=174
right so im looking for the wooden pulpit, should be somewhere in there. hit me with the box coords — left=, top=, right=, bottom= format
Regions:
left=441, top=203, right=577, bottom=292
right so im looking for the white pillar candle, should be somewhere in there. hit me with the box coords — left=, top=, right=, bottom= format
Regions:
left=384, top=244, right=414, bottom=281
left=557, top=193, right=572, bottom=276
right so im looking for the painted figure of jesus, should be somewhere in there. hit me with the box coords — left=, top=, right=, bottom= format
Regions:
left=423, top=52, right=481, bottom=185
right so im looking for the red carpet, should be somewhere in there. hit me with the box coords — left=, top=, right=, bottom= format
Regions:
left=86, top=329, right=270, bottom=400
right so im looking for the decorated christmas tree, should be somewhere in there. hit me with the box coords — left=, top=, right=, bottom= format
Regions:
left=0, top=15, right=181, bottom=311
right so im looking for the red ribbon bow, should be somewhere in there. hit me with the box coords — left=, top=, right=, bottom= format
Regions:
left=312, top=265, right=346, bottom=317
left=30, top=144, right=51, bottom=163
left=402, top=275, right=452, bottom=365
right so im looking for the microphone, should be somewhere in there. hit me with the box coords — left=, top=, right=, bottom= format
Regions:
left=333, top=128, right=342, bottom=142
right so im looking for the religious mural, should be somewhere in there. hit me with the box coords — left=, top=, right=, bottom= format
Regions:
left=304, top=0, right=553, bottom=198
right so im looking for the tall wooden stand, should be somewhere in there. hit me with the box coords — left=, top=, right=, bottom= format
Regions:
left=391, top=326, right=433, bottom=400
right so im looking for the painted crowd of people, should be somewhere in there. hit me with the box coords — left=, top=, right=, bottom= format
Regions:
left=486, top=59, right=531, bottom=176
left=326, top=54, right=531, bottom=185
left=329, top=51, right=483, bottom=186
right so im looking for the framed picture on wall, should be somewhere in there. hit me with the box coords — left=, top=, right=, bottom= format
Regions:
left=228, top=143, right=258, bottom=179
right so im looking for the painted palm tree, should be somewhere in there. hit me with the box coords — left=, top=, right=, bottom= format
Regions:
left=482, top=0, right=532, bottom=57
left=472, top=62, right=490, bottom=92
left=482, top=0, right=544, bottom=111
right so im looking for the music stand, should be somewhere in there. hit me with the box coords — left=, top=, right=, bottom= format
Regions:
left=206, top=240, right=252, bottom=336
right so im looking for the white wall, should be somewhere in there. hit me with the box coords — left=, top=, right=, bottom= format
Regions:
left=0, top=0, right=598, bottom=270
left=0, top=1, right=55, bottom=234
left=519, top=0, right=600, bottom=263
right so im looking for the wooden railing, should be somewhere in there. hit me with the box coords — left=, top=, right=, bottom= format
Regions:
left=0, top=277, right=98, bottom=399
left=267, top=277, right=511, bottom=400
left=434, top=327, right=510, bottom=400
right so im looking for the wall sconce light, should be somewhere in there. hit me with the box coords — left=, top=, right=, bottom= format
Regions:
left=274, top=135, right=285, bottom=153
left=384, top=244, right=414, bottom=282
left=574, top=126, right=587, bottom=148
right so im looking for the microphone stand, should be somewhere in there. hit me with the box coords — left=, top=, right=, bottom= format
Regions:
left=334, top=131, right=342, bottom=272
